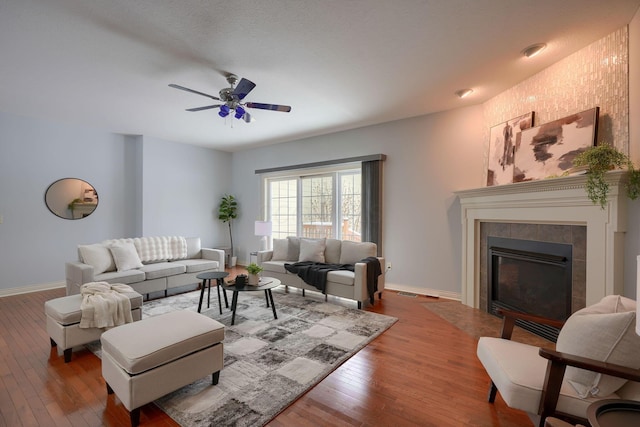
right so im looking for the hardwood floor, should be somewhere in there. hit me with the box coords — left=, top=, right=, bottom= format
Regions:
left=0, top=273, right=533, bottom=426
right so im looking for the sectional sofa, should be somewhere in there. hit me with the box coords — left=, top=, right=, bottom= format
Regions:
left=257, top=237, right=385, bottom=308
left=65, top=236, right=224, bottom=298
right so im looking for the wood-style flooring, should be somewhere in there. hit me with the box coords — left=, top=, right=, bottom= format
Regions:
left=0, top=269, right=533, bottom=426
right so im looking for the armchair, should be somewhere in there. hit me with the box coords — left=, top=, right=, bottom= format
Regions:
left=477, top=296, right=640, bottom=427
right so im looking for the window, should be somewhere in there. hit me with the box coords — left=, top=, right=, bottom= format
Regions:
left=265, top=166, right=361, bottom=241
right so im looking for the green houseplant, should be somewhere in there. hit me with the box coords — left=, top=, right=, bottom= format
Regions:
left=218, top=194, right=238, bottom=265
left=246, top=262, right=263, bottom=285
left=573, top=143, right=640, bottom=209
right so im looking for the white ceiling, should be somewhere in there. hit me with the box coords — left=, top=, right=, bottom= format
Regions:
left=1, top=0, right=639, bottom=152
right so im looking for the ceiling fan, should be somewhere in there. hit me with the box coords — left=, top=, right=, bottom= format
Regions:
left=169, top=74, right=291, bottom=123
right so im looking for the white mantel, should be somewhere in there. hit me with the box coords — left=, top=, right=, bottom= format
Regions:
left=455, top=171, right=628, bottom=309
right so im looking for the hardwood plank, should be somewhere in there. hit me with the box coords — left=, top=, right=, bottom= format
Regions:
left=0, top=274, right=534, bottom=426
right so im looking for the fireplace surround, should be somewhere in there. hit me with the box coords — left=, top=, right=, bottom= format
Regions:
left=455, top=170, right=629, bottom=313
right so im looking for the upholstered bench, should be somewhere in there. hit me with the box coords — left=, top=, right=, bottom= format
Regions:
left=101, top=310, right=225, bottom=427
left=45, top=291, right=143, bottom=363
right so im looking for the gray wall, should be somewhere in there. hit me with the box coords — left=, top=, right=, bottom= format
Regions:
left=0, top=113, right=231, bottom=291
left=230, top=105, right=486, bottom=296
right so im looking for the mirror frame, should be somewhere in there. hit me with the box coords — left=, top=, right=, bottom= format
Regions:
left=45, top=178, right=98, bottom=220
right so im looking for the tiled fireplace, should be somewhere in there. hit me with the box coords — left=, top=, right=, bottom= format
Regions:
left=455, top=171, right=629, bottom=313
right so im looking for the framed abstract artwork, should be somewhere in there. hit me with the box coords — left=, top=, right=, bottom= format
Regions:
left=486, top=112, right=535, bottom=186
left=513, top=107, right=599, bottom=183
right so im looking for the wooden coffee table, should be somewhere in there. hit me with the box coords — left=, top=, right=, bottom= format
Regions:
left=221, top=277, right=281, bottom=325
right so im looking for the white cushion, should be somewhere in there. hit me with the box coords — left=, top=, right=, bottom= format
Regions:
left=477, top=337, right=614, bottom=417
left=109, top=242, right=144, bottom=272
left=287, top=236, right=301, bottom=261
left=556, top=295, right=639, bottom=398
left=78, top=244, right=115, bottom=275
left=339, top=241, right=377, bottom=264
left=271, top=238, right=289, bottom=261
left=298, top=238, right=326, bottom=262
left=325, top=239, right=342, bottom=264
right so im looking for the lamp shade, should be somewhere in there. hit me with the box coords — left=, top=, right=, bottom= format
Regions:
left=254, top=220, right=272, bottom=237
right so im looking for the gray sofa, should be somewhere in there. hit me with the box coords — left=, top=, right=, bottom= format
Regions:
left=257, top=237, right=385, bottom=308
left=65, top=236, right=224, bottom=298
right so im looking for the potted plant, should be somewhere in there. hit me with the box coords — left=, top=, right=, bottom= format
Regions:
left=246, top=262, right=263, bottom=285
left=573, top=143, right=640, bottom=209
left=218, top=194, right=238, bottom=266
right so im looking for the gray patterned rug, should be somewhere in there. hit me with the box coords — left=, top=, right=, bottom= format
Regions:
left=95, top=287, right=397, bottom=426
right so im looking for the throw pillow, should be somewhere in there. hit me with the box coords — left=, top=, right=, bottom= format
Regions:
left=298, top=238, right=326, bottom=263
left=271, top=238, right=289, bottom=261
left=287, top=236, right=301, bottom=261
left=109, top=242, right=144, bottom=272
left=556, top=295, right=640, bottom=398
left=78, top=244, right=116, bottom=275
left=339, top=241, right=377, bottom=264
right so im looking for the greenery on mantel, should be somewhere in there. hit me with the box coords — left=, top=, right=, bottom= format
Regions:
left=572, top=143, right=640, bottom=209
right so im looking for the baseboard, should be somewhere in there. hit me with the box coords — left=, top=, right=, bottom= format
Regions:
left=0, top=281, right=65, bottom=297
left=384, top=282, right=461, bottom=301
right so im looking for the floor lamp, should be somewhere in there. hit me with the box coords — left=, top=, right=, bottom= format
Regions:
left=255, top=221, right=272, bottom=252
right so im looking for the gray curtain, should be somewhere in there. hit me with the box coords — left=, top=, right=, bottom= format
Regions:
left=361, top=159, right=383, bottom=255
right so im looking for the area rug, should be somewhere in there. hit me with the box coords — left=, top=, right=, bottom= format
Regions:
left=93, top=288, right=397, bottom=426
left=420, top=300, right=553, bottom=347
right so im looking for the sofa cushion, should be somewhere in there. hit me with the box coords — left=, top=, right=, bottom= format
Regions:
left=327, top=270, right=355, bottom=286
left=556, top=295, right=639, bottom=398
left=175, top=259, right=218, bottom=273
left=261, top=261, right=287, bottom=274
left=100, top=310, right=225, bottom=375
left=325, top=239, right=342, bottom=264
left=139, top=262, right=186, bottom=280
left=185, top=237, right=202, bottom=259
left=299, top=238, right=326, bottom=262
left=272, top=238, right=289, bottom=261
left=287, top=236, right=301, bottom=261
left=339, top=241, right=377, bottom=264
left=133, top=236, right=188, bottom=262
left=78, top=244, right=115, bottom=275
left=95, top=269, right=146, bottom=285
left=109, top=242, right=144, bottom=272
left=45, top=291, right=143, bottom=326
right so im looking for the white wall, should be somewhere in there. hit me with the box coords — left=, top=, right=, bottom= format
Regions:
left=231, top=105, right=485, bottom=297
left=0, top=112, right=232, bottom=292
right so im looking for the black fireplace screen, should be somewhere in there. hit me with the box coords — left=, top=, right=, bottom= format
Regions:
left=488, top=237, right=572, bottom=341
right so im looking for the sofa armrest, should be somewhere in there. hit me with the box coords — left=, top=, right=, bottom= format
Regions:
left=353, top=256, right=385, bottom=302
left=257, top=251, right=273, bottom=264
left=537, top=348, right=640, bottom=423
left=201, top=248, right=225, bottom=268
left=65, top=261, right=94, bottom=295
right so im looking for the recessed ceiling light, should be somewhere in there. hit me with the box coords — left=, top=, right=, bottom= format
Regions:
left=522, top=43, right=547, bottom=58
left=455, top=89, right=473, bottom=99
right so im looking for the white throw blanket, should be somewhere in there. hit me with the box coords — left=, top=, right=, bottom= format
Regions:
left=79, top=282, right=135, bottom=329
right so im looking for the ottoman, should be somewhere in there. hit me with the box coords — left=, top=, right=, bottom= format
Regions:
left=45, top=291, right=143, bottom=363
left=101, top=310, right=225, bottom=427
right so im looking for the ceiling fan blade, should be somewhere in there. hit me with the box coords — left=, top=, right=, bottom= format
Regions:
left=245, top=102, right=291, bottom=112
left=186, top=104, right=221, bottom=112
left=169, top=84, right=220, bottom=101
left=233, top=78, right=256, bottom=100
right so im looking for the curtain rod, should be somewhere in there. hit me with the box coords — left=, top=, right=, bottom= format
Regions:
left=255, top=154, right=386, bottom=174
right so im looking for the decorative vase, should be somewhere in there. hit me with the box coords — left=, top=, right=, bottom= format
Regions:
left=248, top=273, right=259, bottom=286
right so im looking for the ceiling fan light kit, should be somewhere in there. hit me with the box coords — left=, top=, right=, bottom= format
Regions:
left=169, top=74, right=291, bottom=123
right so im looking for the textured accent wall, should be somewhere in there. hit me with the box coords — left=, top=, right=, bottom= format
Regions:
left=482, top=27, right=629, bottom=185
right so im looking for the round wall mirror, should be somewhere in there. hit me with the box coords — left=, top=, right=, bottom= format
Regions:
left=45, top=178, right=98, bottom=220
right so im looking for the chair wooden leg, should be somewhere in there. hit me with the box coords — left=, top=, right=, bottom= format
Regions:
left=50, top=338, right=57, bottom=347
left=106, top=383, right=114, bottom=394
left=538, top=360, right=567, bottom=427
left=488, top=381, right=498, bottom=403
left=63, top=348, right=72, bottom=363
